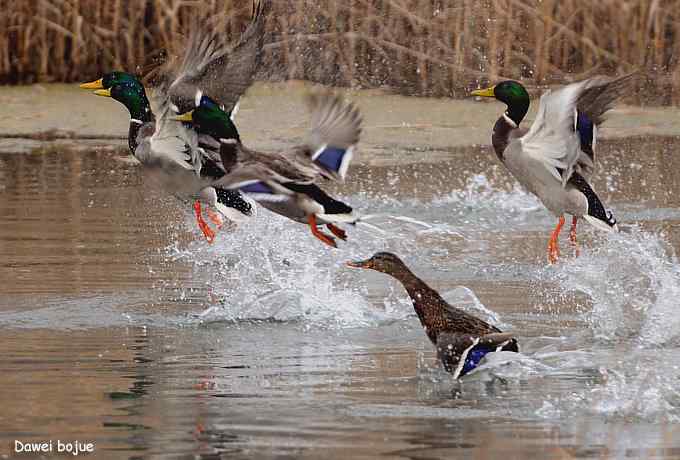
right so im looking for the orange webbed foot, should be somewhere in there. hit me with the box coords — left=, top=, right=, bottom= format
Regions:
left=326, top=223, right=347, bottom=240
left=547, top=216, right=565, bottom=264
left=308, top=215, right=337, bottom=248
left=206, top=209, right=224, bottom=229
left=194, top=201, right=216, bottom=244
left=569, top=216, right=580, bottom=257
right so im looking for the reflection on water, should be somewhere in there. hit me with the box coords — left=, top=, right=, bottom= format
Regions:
left=1, top=137, right=680, bottom=458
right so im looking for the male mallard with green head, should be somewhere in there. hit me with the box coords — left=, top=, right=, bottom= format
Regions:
left=81, top=73, right=155, bottom=155
left=78, top=0, right=270, bottom=242
left=348, top=252, right=519, bottom=378
left=471, top=74, right=637, bottom=263
left=174, top=92, right=362, bottom=248
left=79, top=75, right=254, bottom=242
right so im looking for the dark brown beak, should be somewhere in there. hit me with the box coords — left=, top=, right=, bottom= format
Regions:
left=346, top=258, right=372, bottom=269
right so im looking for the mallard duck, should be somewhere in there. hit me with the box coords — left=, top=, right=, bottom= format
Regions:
left=347, top=252, right=519, bottom=378
left=78, top=0, right=270, bottom=242
left=174, top=92, right=362, bottom=247
left=79, top=75, right=253, bottom=242
left=471, top=74, right=637, bottom=263
left=80, top=72, right=155, bottom=153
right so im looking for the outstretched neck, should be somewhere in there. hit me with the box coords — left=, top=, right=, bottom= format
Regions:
left=387, top=265, right=444, bottom=317
left=385, top=263, right=420, bottom=290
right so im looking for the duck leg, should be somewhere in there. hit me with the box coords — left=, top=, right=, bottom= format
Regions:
left=569, top=216, right=580, bottom=257
left=326, top=223, right=347, bottom=240
left=194, top=201, right=216, bottom=244
left=308, top=215, right=337, bottom=248
left=547, top=216, right=565, bottom=264
left=206, top=209, right=224, bottom=229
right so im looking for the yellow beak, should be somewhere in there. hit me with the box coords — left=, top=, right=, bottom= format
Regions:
left=80, top=78, right=104, bottom=90
left=470, top=86, right=496, bottom=98
left=93, top=89, right=111, bottom=97
left=172, top=110, right=194, bottom=122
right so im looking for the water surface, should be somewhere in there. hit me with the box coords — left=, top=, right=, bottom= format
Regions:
left=1, top=135, right=680, bottom=459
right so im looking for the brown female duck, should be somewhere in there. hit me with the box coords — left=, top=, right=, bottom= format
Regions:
left=348, top=252, right=519, bottom=378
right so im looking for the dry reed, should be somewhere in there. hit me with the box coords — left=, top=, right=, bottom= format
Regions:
left=2, top=0, right=679, bottom=103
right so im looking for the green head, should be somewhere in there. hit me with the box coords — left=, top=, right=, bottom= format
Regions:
left=80, top=71, right=139, bottom=90
left=471, top=80, right=530, bottom=126
left=173, top=94, right=241, bottom=143
left=93, top=81, right=153, bottom=123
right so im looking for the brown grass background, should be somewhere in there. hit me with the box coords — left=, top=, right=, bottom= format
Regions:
left=2, top=0, right=679, bottom=103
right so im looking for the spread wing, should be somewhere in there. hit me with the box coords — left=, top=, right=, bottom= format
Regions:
left=163, top=0, right=270, bottom=114
left=574, top=72, right=638, bottom=177
left=305, top=92, right=362, bottom=181
left=519, top=82, right=585, bottom=186
left=221, top=139, right=320, bottom=184
left=520, top=73, right=637, bottom=185
left=213, top=161, right=296, bottom=203
left=144, top=100, right=201, bottom=174
left=269, top=92, right=363, bottom=182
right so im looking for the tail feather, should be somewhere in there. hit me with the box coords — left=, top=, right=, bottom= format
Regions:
left=282, top=182, right=353, bottom=215
left=215, top=188, right=255, bottom=217
left=569, top=173, right=618, bottom=232
left=317, top=212, right=360, bottom=224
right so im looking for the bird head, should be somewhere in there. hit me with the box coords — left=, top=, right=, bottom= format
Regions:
left=172, top=92, right=241, bottom=143
left=471, top=80, right=530, bottom=126
left=80, top=71, right=140, bottom=90
left=347, top=252, right=406, bottom=275
left=91, top=81, right=152, bottom=121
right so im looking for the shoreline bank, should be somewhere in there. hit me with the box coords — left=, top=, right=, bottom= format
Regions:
left=2, top=81, right=679, bottom=162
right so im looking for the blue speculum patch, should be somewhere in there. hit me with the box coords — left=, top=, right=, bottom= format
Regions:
left=461, top=348, right=491, bottom=376
left=576, top=111, right=594, bottom=149
left=240, top=181, right=274, bottom=195
left=315, top=147, right=347, bottom=174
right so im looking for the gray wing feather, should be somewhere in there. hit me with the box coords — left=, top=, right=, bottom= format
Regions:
left=307, top=92, right=362, bottom=150
left=521, top=73, right=638, bottom=185
left=214, top=162, right=295, bottom=194
left=242, top=145, right=319, bottom=183
left=520, top=84, right=583, bottom=186
left=146, top=95, right=204, bottom=179
left=577, top=72, right=638, bottom=126
left=575, top=72, right=638, bottom=176
left=166, top=0, right=270, bottom=113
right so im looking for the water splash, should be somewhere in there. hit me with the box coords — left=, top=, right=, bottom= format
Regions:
left=440, top=286, right=505, bottom=327
left=546, top=227, right=680, bottom=346
left=524, top=227, right=680, bottom=423
left=431, top=174, right=542, bottom=219
left=588, top=360, right=680, bottom=422
left=171, top=208, right=408, bottom=329
left=535, top=353, right=680, bottom=423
